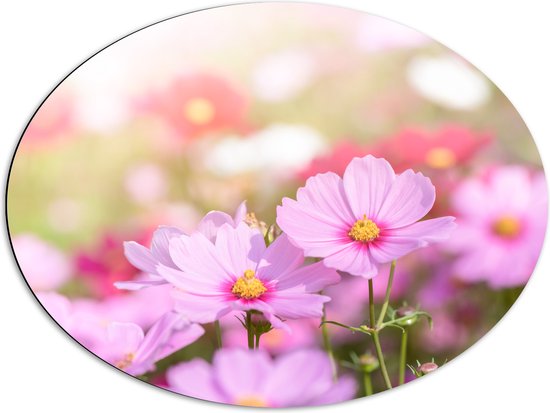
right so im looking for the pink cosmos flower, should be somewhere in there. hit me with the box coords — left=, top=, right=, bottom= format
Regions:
left=166, top=348, right=356, bottom=407
left=95, top=312, right=204, bottom=376
left=13, top=234, right=72, bottom=291
left=157, top=222, right=340, bottom=330
left=449, top=166, right=547, bottom=288
left=277, top=155, right=456, bottom=277
left=117, top=202, right=247, bottom=291
left=137, top=73, right=250, bottom=140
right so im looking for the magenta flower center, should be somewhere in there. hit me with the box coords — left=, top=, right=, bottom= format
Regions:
left=183, top=98, right=215, bottom=125
left=231, top=269, right=267, bottom=299
left=349, top=215, right=380, bottom=242
left=492, top=215, right=521, bottom=238
left=115, top=352, right=135, bottom=370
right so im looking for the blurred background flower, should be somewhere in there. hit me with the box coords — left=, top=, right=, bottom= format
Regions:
left=7, top=2, right=546, bottom=402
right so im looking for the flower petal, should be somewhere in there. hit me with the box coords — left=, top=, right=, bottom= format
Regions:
left=276, top=199, right=350, bottom=258
left=172, top=289, right=232, bottom=323
left=114, top=277, right=167, bottom=291
left=123, top=241, right=158, bottom=274
left=256, top=234, right=304, bottom=281
left=215, top=222, right=266, bottom=275
left=151, top=226, right=185, bottom=268
left=197, top=210, right=235, bottom=242
left=343, top=155, right=396, bottom=219
left=106, top=322, right=144, bottom=358
left=167, top=359, right=226, bottom=403
left=323, top=242, right=378, bottom=278
left=296, top=172, right=355, bottom=226
left=267, top=291, right=329, bottom=319
left=383, top=216, right=456, bottom=243
left=264, top=349, right=333, bottom=406
left=213, top=349, right=273, bottom=401
left=168, top=232, right=233, bottom=285
left=376, top=169, right=435, bottom=228
left=274, top=261, right=340, bottom=292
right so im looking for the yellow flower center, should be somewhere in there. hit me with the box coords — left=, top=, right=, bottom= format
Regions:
left=115, top=353, right=135, bottom=370
left=425, top=147, right=456, bottom=169
left=183, top=98, right=215, bottom=125
left=492, top=215, right=522, bottom=238
left=235, top=396, right=269, bottom=407
left=349, top=215, right=380, bottom=242
left=232, top=269, right=267, bottom=299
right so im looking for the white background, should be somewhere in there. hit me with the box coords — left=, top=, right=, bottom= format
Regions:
left=1, top=0, right=549, bottom=411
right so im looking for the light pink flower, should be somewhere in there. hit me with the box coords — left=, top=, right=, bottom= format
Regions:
left=13, top=234, right=72, bottom=291
left=277, top=155, right=456, bottom=277
left=117, top=202, right=246, bottom=291
left=158, top=222, right=340, bottom=330
left=166, top=348, right=356, bottom=407
left=95, top=312, right=204, bottom=376
left=449, top=166, right=547, bottom=288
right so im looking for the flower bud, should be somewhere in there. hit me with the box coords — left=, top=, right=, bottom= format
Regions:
left=418, top=362, right=438, bottom=375
left=359, top=353, right=379, bottom=373
left=396, top=306, right=418, bottom=327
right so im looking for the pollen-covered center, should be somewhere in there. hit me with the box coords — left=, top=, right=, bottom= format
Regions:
left=236, top=396, right=268, bottom=407
left=492, top=215, right=522, bottom=238
left=349, top=215, right=380, bottom=242
left=425, top=147, right=456, bottom=169
left=115, top=353, right=134, bottom=370
left=183, top=98, right=215, bottom=125
left=232, top=269, right=267, bottom=299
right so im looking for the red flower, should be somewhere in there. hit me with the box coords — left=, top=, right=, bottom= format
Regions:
left=139, top=73, right=249, bottom=140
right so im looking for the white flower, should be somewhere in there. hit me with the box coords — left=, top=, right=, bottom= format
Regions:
left=205, top=124, right=326, bottom=176
left=406, top=55, right=491, bottom=110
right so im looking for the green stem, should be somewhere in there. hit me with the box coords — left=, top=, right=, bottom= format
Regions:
left=321, top=306, right=337, bottom=380
left=214, top=320, right=222, bottom=349
left=255, top=332, right=261, bottom=349
left=246, top=312, right=254, bottom=350
left=372, top=331, right=392, bottom=389
left=376, top=260, right=396, bottom=326
left=399, top=328, right=408, bottom=385
left=368, top=279, right=376, bottom=328
left=363, top=371, right=373, bottom=396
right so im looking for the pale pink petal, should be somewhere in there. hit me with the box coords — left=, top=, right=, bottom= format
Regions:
left=197, top=211, right=234, bottom=242
left=264, top=349, right=333, bottom=406
left=376, top=169, right=435, bottom=228
left=369, top=237, right=423, bottom=263
left=172, top=289, right=232, bottom=324
left=157, top=324, right=205, bottom=361
left=267, top=291, right=329, bottom=319
left=213, top=348, right=272, bottom=399
left=124, top=241, right=158, bottom=274
left=167, top=359, right=226, bottom=403
left=133, top=312, right=202, bottom=367
left=309, top=375, right=357, bottom=405
left=233, top=200, right=248, bottom=224
left=151, top=226, right=185, bottom=267
left=168, top=232, right=233, bottom=285
left=273, top=261, right=340, bottom=292
left=296, top=172, right=355, bottom=225
left=114, top=277, right=167, bottom=291
left=256, top=234, right=304, bottom=281
left=342, top=155, right=395, bottom=219
left=157, top=263, right=222, bottom=294
left=215, top=222, right=265, bottom=275
left=106, top=322, right=144, bottom=357
left=276, top=199, right=350, bottom=257
left=323, top=242, right=378, bottom=278
left=383, top=216, right=456, bottom=243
